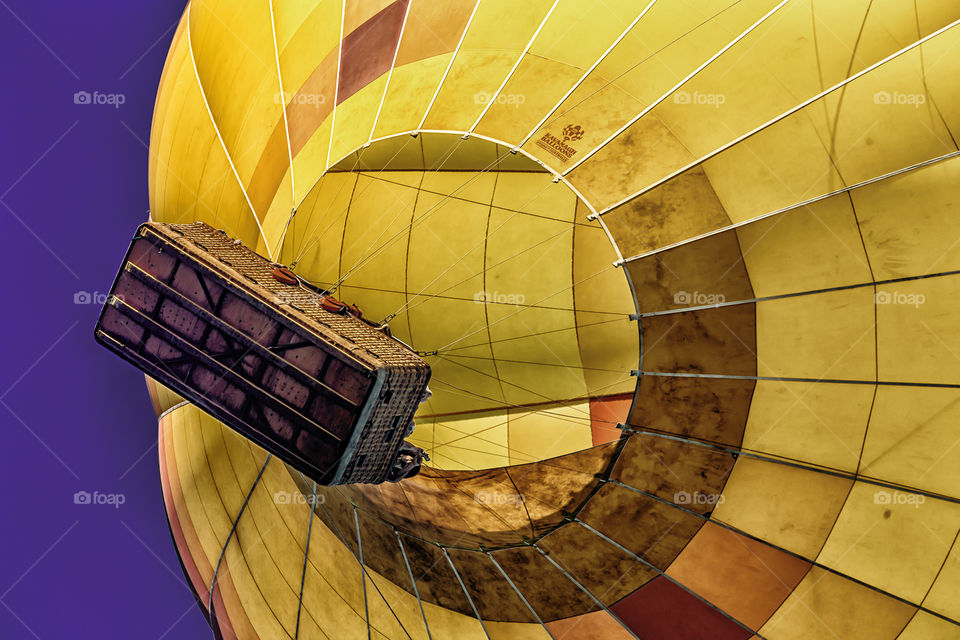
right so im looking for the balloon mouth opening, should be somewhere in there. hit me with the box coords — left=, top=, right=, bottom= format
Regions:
left=277, top=131, right=638, bottom=472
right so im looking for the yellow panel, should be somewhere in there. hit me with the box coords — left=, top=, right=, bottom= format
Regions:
left=756, top=288, right=876, bottom=381
left=860, top=386, right=960, bottom=499
left=877, top=276, right=960, bottom=385
left=492, top=172, right=576, bottom=221
left=338, top=172, right=419, bottom=291
left=855, top=155, right=960, bottom=280
left=697, top=114, right=843, bottom=225
left=603, top=26, right=960, bottom=228
left=816, top=481, right=960, bottom=603
left=411, top=311, right=505, bottom=415
left=406, top=188, right=490, bottom=301
left=433, top=414, right=511, bottom=470
left=420, top=168, right=497, bottom=206
left=474, top=0, right=642, bottom=143
left=423, top=0, right=554, bottom=131
left=507, top=402, right=594, bottom=465
left=150, top=25, right=260, bottom=245
left=896, top=611, right=960, bottom=640
left=924, top=537, right=960, bottom=621
left=190, top=0, right=293, bottom=220
left=652, top=0, right=957, bottom=164
left=293, top=116, right=335, bottom=206
left=758, top=566, right=916, bottom=640
left=711, top=457, right=852, bottom=558
left=329, top=75, right=389, bottom=163
left=374, top=53, right=454, bottom=137
left=742, top=380, right=874, bottom=473
left=736, top=196, right=872, bottom=297
left=520, top=0, right=773, bottom=175
left=573, top=224, right=636, bottom=396
left=282, top=171, right=358, bottom=282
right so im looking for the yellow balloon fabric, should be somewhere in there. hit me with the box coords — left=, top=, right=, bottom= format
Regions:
left=148, top=1, right=960, bottom=638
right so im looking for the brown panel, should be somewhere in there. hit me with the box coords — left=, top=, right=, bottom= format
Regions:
left=603, top=167, right=731, bottom=258
left=508, top=443, right=614, bottom=537
left=247, top=115, right=290, bottom=215
left=492, top=545, right=597, bottom=621
left=538, top=523, right=658, bottom=606
left=628, top=374, right=755, bottom=447
left=611, top=434, right=736, bottom=517
left=287, top=51, right=337, bottom=154
left=641, top=304, right=758, bottom=377
left=396, top=534, right=473, bottom=614
left=578, top=482, right=703, bottom=571
left=666, top=523, right=812, bottom=631
left=545, top=610, right=636, bottom=640
left=338, top=1, right=408, bottom=104
left=447, top=548, right=535, bottom=623
left=355, top=506, right=433, bottom=602
left=610, top=576, right=752, bottom=640
left=627, top=230, right=753, bottom=313
left=388, top=470, right=522, bottom=548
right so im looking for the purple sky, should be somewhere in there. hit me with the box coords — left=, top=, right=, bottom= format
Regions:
left=0, top=1, right=212, bottom=637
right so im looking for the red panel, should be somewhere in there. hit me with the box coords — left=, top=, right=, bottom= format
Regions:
left=337, top=0, right=408, bottom=103
left=589, top=394, right=632, bottom=445
left=610, top=576, right=752, bottom=640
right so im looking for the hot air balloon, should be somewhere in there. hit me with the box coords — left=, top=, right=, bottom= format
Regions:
left=140, top=0, right=960, bottom=638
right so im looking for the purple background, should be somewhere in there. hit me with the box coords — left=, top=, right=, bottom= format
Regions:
left=0, top=1, right=211, bottom=637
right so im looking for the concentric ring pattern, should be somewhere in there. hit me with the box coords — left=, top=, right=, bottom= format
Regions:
left=146, top=1, right=960, bottom=638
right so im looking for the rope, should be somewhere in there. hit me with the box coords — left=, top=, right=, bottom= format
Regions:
left=430, top=263, right=616, bottom=354
left=329, top=146, right=515, bottom=294
left=379, top=169, right=577, bottom=325
left=294, top=480, right=317, bottom=640
left=353, top=505, right=371, bottom=640
left=207, top=454, right=273, bottom=627
left=311, top=493, right=413, bottom=639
